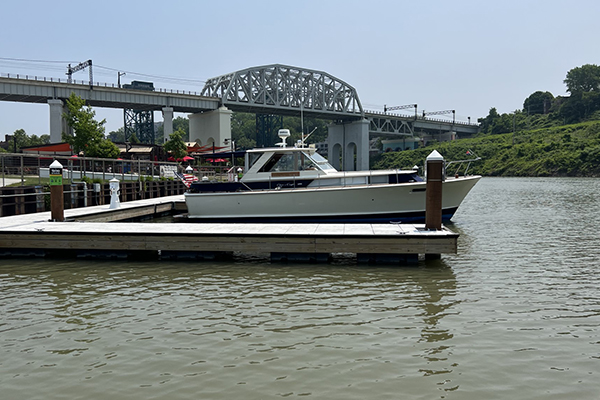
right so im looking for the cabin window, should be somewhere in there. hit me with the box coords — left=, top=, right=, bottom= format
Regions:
left=259, top=153, right=297, bottom=172
left=309, top=153, right=335, bottom=171
left=248, top=152, right=262, bottom=169
left=299, top=153, right=319, bottom=170
left=258, top=152, right=321, bottom=173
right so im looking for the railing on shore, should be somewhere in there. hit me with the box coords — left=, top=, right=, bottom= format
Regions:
left=1, top=153, right=231, bottom=186
left=0, top=153, right=234, bottom=217
left=0, top=179, right=187, bottom=218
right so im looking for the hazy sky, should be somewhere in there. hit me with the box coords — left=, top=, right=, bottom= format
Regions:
left=1, top=0, right=598, bottom=138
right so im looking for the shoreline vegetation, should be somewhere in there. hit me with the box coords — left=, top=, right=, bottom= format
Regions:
left=372, top=120, right=600, bottom=177
left=373, top=64, right=600, bottom=177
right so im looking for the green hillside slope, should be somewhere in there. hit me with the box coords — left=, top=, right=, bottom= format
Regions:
left=372, top=121, right=600, bottom=177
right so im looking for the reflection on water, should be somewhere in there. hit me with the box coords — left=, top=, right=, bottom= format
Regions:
left=1, top=259, right=458, bottom=399
left=2, top=177, right=600, bottom=399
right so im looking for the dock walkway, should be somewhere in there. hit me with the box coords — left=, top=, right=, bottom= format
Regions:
left=0, top=195, right=458, bottom=263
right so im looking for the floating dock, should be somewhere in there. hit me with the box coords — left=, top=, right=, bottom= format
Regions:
left=0, top=195, right=458, bottom=263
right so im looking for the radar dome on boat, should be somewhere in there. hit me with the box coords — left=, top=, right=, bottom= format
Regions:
left=277, top=129, right=291, bottom=147
left=278, top=129, right=290, bottom=138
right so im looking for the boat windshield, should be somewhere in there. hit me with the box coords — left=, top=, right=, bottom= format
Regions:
left=308, top=152, right=336, bottom=171
left=258, top=151, right=321, bottom=173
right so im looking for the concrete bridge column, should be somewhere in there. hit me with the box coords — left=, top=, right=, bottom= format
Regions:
left=188, top=106, right=232, bottom=146
left=327, top=119, right=370, bottom=171
left=162, top=107, right=173, bottom=143
left=48, top=99, right=65, bottom=144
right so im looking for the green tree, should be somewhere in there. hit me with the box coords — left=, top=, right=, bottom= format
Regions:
left=523, top=91, right=554, bottom=115
left=9, top=129, right=50, bottom=152
left=173, top=117, right=190, bottom=141
left=107, top=127, right=126, bottom=142
left=12, top=129, right=30, bottom=151
left=558, top=91, right=600, bottom=123
left=231, top=112, right=256, bottom=149
left=164, top=128, right=188, bottom=160
left=477, top=108, right=519, bottom=135
left=109, top=127, right=141, bottom=144
left=35, top=134, right=51, bottom=145
left=564, top=64, right=600, bottom=93
left=62, top=93, right=118, bottom=158
left=234, top=136, right=256, bottom=150
left=478, top=107, right=500, bottom=133
left=93, top=138, right=121, bottom=158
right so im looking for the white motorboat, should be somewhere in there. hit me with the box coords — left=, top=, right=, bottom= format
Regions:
left=183, top=130, right=480, bottom=223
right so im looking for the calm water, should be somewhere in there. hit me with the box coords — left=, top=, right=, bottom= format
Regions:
left=1, top=177, right=600, bottom=399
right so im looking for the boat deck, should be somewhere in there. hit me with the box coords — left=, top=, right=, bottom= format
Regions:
left=0, top=195, right=458, bottom=263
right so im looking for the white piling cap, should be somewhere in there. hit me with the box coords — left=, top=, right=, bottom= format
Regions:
left=426, top=150, right=444, bottom=161
left=49, top=160, right=63, bottom=168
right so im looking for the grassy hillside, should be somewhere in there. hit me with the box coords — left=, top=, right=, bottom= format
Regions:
left=372, top=121, right=600, bottom=177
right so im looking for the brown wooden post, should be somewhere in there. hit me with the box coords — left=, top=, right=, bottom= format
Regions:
left=425, top=150, right=445, bottom=231
left=425, top=150, right=445, bottom=260
left=49, top=160, right=64, bottom=222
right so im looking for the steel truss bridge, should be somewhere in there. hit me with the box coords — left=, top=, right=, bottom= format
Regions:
left=0, top=64, right=479, bottom=139
left=201, top=64, right=363, bottom=120
left=201, top=64, right=477, bottom=136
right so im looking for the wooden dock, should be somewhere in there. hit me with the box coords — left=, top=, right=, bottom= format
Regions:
left=0, top=195, right=458, bottom=263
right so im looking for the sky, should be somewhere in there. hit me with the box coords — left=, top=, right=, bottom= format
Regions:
left=1, top=0, right=599, bottom=139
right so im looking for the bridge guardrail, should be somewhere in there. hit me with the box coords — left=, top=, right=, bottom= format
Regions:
left=0, top=72, right=219, bottom=98
left=365, top=109, right=478, bottom=127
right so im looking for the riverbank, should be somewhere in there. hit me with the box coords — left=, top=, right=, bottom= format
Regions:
left=373, top=120, right=600, bottom=177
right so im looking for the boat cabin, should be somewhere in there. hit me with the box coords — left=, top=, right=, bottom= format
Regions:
left=243, top=147, right=333, bottom=182
left=188, top=145, right=422, bottom=193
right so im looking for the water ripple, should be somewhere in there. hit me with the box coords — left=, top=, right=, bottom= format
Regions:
left=2, top=178, right=600, bottom=399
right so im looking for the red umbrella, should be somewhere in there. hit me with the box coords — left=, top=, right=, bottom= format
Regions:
left=182, top=156, right=194, bottom=161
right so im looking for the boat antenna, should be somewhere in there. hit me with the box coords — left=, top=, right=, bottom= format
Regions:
left=301, top=127, right=317, bottom=148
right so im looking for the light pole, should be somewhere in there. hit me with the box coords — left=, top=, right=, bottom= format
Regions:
left=118, top=72, right=126, bottom=88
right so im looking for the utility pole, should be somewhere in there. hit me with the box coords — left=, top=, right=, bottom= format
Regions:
left=384, top=104, right=418, bottom=119
left=66, top=59, right=93, bottom=89
left=422, top=110, right=455, bottom=124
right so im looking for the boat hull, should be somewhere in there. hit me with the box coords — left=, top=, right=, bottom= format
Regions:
left=184, top=175, right=480, bottom=223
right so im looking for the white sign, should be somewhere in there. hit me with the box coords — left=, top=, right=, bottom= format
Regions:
left=160, top=165, right=178, bottom=178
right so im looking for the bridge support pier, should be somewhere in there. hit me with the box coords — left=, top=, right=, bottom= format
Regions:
left=189, top=106, right=232, bottom=147
left=162, top=107, right=173, bottom=143
left=327, top=119, right=370, bottom=171
left=48, top=99, right=67, bottom=144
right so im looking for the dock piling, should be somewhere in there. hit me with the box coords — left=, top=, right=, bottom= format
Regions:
left=49, top=160, right=64, bottom=222
left=425, top=150, right=444, bottom=231
left=425, top=150, right=445, bottom=260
